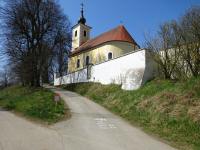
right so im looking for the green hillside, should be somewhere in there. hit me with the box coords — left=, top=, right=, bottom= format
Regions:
left=63, top=77, right=200, bottom=150
left=0, top=86, right=70, bottom=124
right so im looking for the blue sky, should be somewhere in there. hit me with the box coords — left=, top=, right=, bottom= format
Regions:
left=59, top=0, right=200, bottom=46
left=0, top=0, right=200, bottom=70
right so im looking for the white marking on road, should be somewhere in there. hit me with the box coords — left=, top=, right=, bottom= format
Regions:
left=94, top=118, right=117, bottom=130
left=108, top=124, right=117, bottom=129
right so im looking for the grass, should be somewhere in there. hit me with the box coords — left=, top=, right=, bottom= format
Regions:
left=0, top=86, right=70, bottom=124
left=63, top=77, right=200, bottom=150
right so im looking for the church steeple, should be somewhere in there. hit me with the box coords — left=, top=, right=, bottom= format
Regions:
left=71, top=3, right=92, bottom=51
left=78, top=3, right=86, bottom=24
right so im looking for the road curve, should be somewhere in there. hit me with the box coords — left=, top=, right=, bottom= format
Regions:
left=50, top=86, right=177, bottom=150
left=0, top=86, right=177, bottom=150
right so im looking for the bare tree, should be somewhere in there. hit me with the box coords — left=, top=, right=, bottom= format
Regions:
left=52, top=29, right=71, bottom=79
left=0, top=69, right=8, bottom=87
left=145, top=22, right=181, bottom=79
left=178, top=6, right=200, bottom=77
left=0, top=0, right=71, bottom=87
left=145, top=6, right=200, bottom=79
left=0, top=65, right=18, bottom=88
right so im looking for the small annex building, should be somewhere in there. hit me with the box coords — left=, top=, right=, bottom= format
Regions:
left=54, top=6, right=156, bottom=90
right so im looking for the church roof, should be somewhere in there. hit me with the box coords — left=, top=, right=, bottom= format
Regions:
left=70, top=25, right=138, bottom=57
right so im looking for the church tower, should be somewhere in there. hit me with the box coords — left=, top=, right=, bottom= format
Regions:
left=72, top=4, right=92, bottom=51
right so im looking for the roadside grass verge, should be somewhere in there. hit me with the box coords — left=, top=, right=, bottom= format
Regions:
left=0, top=86, right=70, bottom=124
left=63, top=77, right=200, bottom=150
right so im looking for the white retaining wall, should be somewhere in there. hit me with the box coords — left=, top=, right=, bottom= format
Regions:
left=54, top=49, right=156, bottom=90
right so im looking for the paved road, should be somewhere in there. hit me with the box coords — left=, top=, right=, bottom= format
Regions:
left=0, top=109, right=64, bottom=150
left=0, top=87, right=177, bottom=150
left=50, top=87, right=176, bottom=150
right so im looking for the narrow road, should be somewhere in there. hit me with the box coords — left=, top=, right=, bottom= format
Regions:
left=0, top=86, right=177, bottom=150
left=49, top=86, right=176, bottom=150
left=0, top=109, right=64, bottom=150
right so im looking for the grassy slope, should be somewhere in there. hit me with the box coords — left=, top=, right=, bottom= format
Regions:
left=63, top=77, right=200, bottom=150
left=0, top=86, right=70, bottom=124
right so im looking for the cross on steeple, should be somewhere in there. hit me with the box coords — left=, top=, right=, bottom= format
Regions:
left=81, top=3, right=84, bottom=12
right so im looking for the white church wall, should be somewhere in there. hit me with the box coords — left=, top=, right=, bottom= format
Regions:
left=54, top=49, right=155, bottom=90
left=54, top=68, right=88, bottom=86
left=91, top=50, right=146, bottom=90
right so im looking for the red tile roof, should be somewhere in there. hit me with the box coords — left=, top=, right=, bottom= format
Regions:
left=70, top=25, right=138, bottom=57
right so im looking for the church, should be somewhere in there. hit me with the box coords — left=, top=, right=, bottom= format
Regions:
left=68, top=6, right=140, bottom=73
left=54, top=6, right=156, bottom=90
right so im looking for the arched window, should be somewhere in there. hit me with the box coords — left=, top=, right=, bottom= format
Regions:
left=84, top=30, right=87, bottom=37
left=77, top=59, right=80, bottom=68
left=108, top=52, right=113, bottom=60
left=75, top=30, right=77, bottom=37
left=86, top=56, right=90, bottom=66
